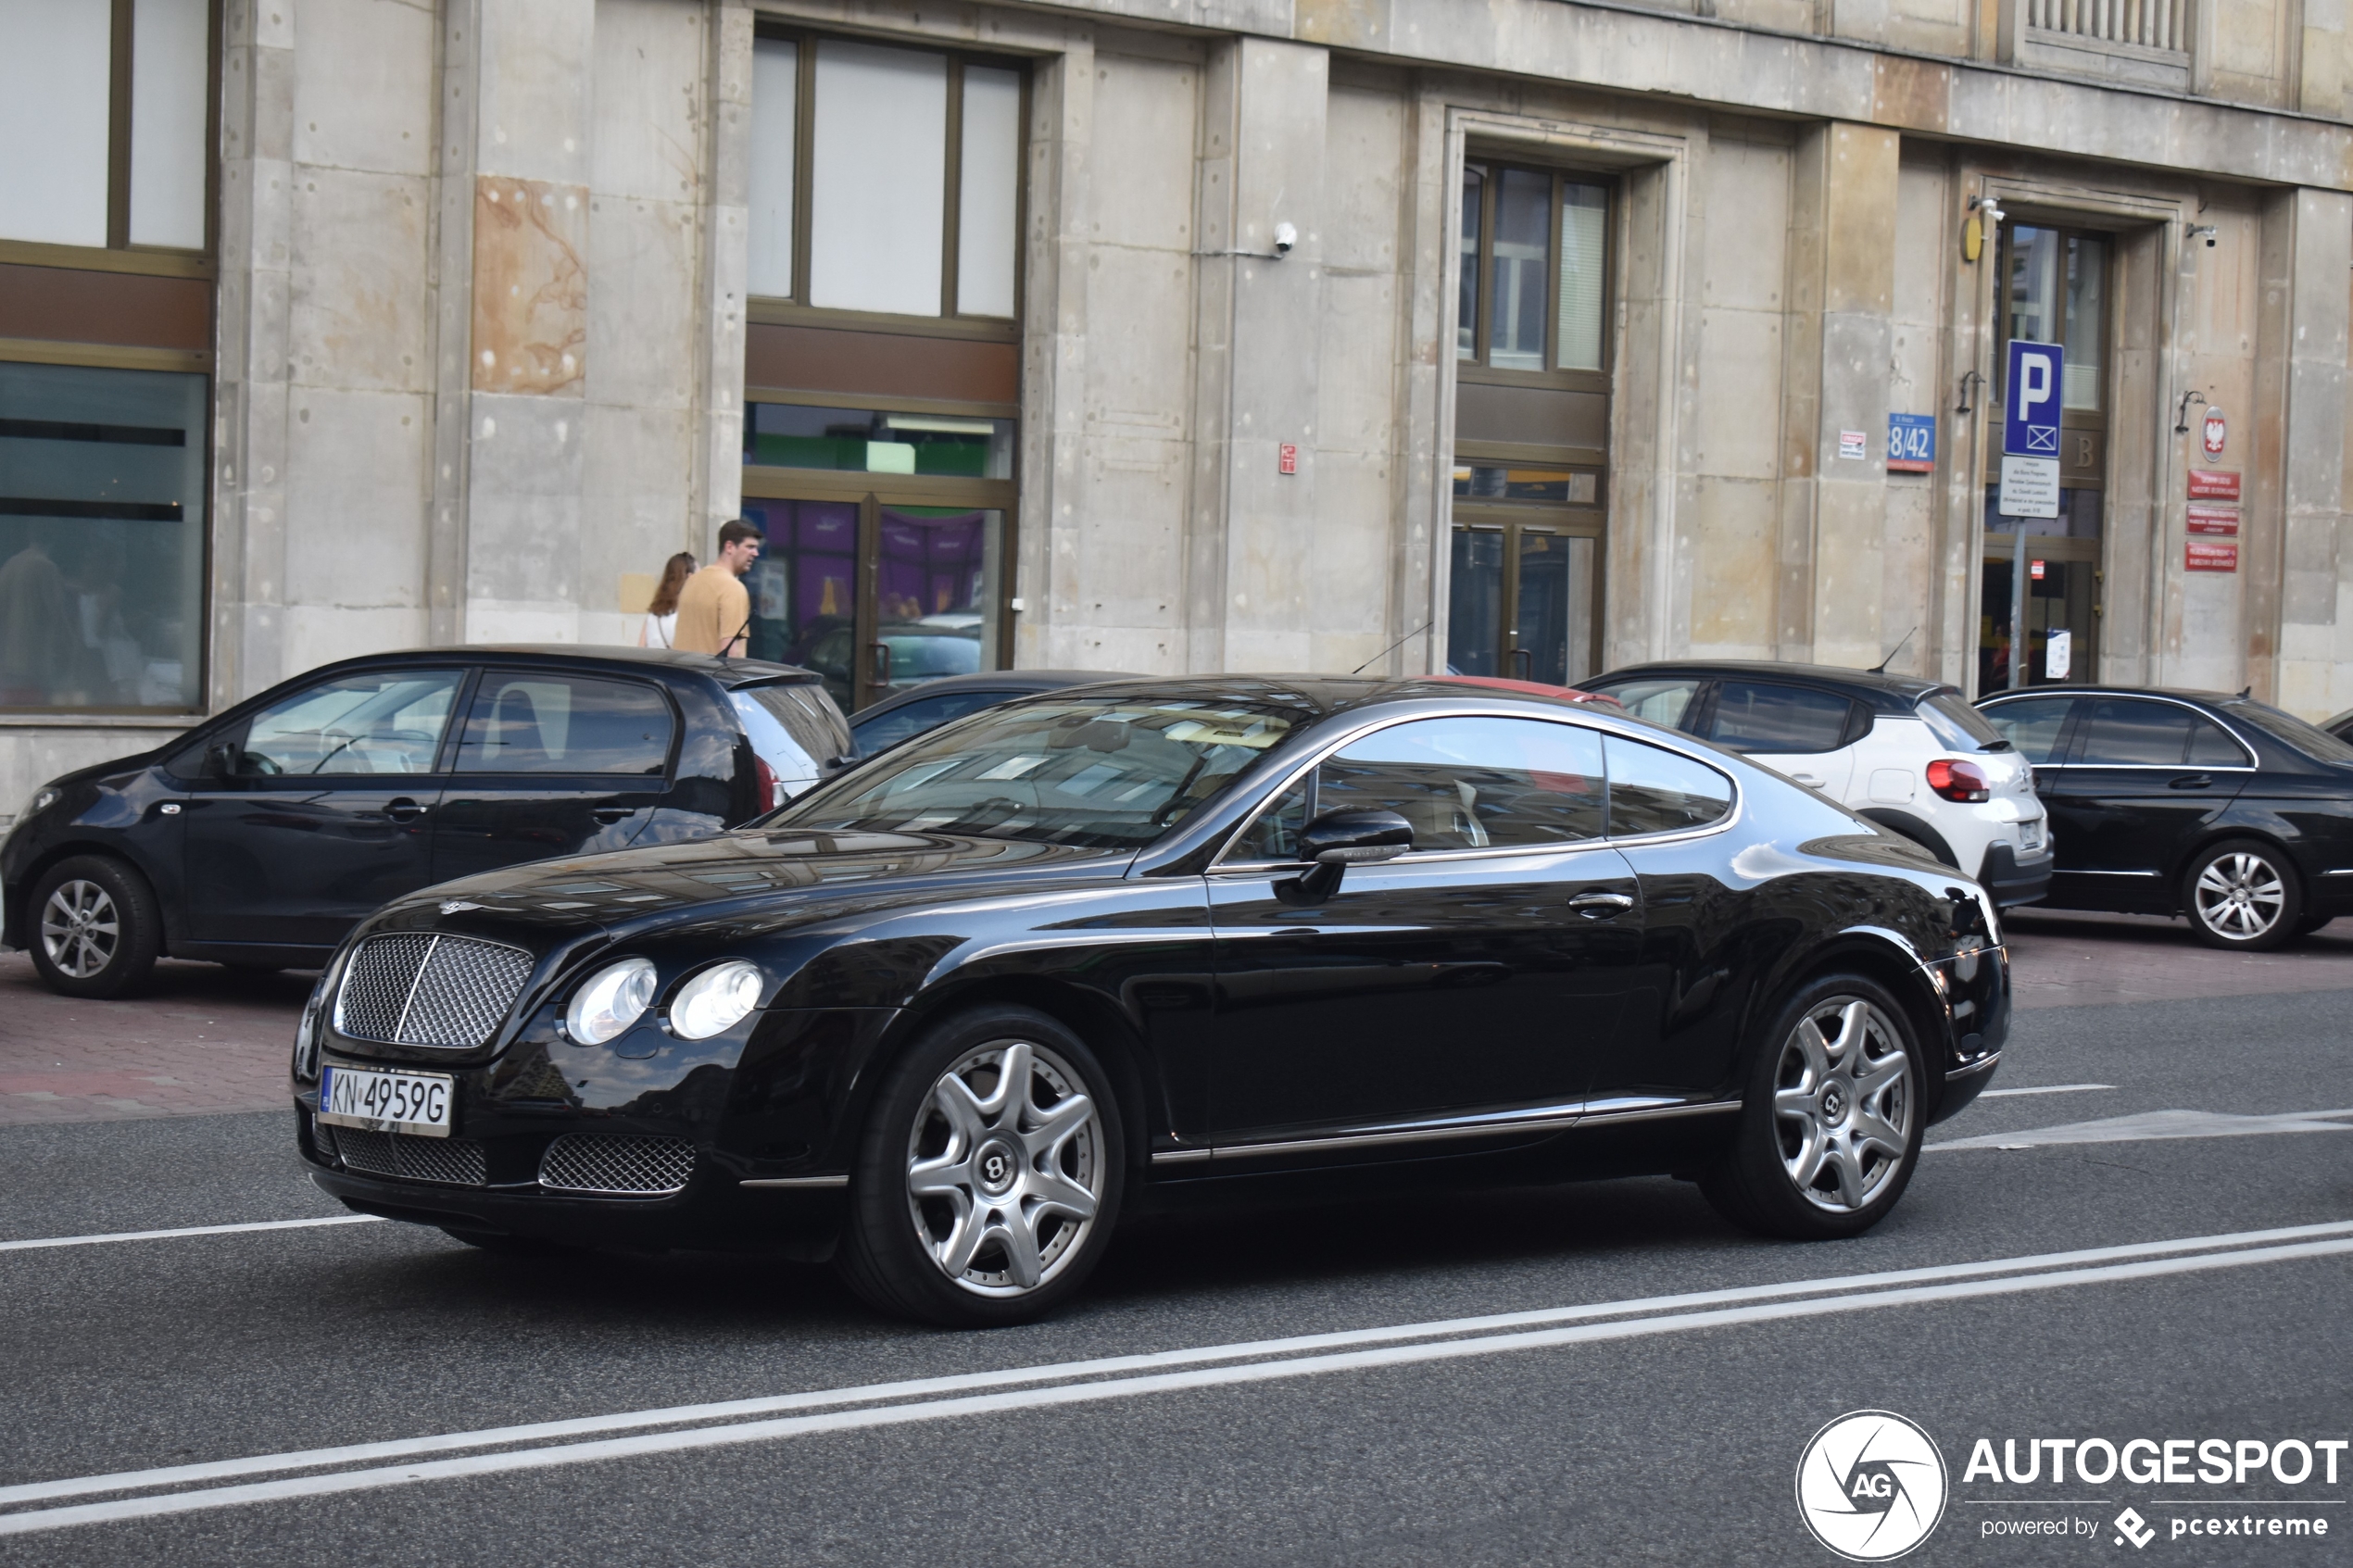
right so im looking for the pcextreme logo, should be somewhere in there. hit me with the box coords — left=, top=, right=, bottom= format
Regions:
left=1797, top=1411, right=1951, bottom=1561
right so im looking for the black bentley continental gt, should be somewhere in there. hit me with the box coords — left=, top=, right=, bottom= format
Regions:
left=293, top=677, right=2009, bottom=1325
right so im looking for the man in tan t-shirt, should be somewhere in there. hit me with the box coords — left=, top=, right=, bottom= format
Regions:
left=672, top=519, right=761, bottom=656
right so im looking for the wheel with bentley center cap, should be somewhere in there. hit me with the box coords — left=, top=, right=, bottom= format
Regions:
left=1701, top=972, right=1923, bottom=1240
left=836, top=1005, right=1124, bottom=1327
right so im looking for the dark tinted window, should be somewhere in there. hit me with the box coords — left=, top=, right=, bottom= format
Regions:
left=2186, top=721, right=2250, bottom=767
left=1981, top=696, right=2075, bottom=763
left=1604, top=734, right=1733, bottom=835
left=2075, top=699, right=2197, bottom=766
left=738, top=681, right=850, bottom=761
left=1592, top=676, right=1702, bottom=729
left=2226, top=701, right=2353, bottom=765
left=1917, top=692, right=2008, bottom=752
left=454, top=673, right=673, bottom=775
left=1317, top=717, right=1604, bottom=850
left=1229, top=776, right=1311, bottom=861
left=234, top=670, right=463, bottom=777
left=1704, top=682, right=1855, bottom=755
left=851, top=690, right=1013, bottom=757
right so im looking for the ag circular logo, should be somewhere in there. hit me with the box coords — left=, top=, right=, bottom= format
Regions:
left=1795, top=1410, right=1948, bottom=1561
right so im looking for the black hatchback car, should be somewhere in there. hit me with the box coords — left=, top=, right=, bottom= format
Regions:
left=292, top=676, right=2007, bottom=1326
left=1976, top=685, right=2353, bottom=948
left=3, top=646, right=849, bottom=997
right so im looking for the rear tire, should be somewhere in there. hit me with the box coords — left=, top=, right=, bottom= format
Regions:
left=2183, top=839, right=2302, bottom=951
left=836, top=1006, right=1124, bottom=1327
left=28, top=856, right=161, bottom=999
left=1701, top=973, right=1924, bottom=1241
left=2293, top=914, right=2334, bottom=938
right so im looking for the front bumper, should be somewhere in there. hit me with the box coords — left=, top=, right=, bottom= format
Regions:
left=1976, top=841, right=2053, bottom=908
left=1924, top=938, right=2007, bottom=1124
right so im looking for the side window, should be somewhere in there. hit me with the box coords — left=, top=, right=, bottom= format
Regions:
left=1604, top=734, right=1733, bottom=836
left=1704, top=682, right=1856, bottom=756
left=2076, top=699, right=2196, bottom=767
left=234, top=671, right=464, bottom=778
left=1317, top=717, right=1604, bottom=851
left=455, top=674, right=674, bottom=775
left=2186, top=721, right=2250, bottom=768
left=1228, top=775, right=1312, bottom=862
left=1591, top=677, right=1703, bottom=730
left=851, top=690, right=1009, bottom=757
left=1981, top=696, right=2076, bottom=763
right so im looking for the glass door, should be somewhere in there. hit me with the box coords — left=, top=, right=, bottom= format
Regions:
left=1447, top=459, right=1601, bottom=684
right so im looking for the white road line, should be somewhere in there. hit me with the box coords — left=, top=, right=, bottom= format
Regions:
left=1931, top=1107, right=2353, bottom=1152
left=1973, top=1083, right=2115, bottom=1098
left=0, top=1216, right=383, bottom=1254
left=3, top=1219, right=2349, bottom=1514
left=4, top=1234, right=2348, bottom=1537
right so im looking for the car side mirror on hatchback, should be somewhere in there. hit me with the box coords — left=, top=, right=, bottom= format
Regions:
left=1277, top=809, right=1414, bottom=905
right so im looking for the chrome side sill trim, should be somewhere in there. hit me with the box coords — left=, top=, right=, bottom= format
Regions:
left=739, top=1174, right=849, bottom=1189
left=1945, top=1051, right=2002, bottom=1083
left=2057, top=868, right=2160, bottom=877
left=1150, top=1098, right=1742, bottom=1166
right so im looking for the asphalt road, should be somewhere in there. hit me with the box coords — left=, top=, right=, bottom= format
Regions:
left=0, top=972, right=2347, bottom=1563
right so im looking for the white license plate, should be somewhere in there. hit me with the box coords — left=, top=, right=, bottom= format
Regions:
left=2020, top=820, right=2045, bottom=852
left=318, top=1065, right=455, bottom=1137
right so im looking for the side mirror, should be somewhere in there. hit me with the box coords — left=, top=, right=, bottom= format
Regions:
left=1278, top=809, right=1414, bottom=905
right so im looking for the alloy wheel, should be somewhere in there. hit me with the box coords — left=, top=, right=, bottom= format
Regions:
left=1770, top=997, right=1911, bottom=1213
left=903, top=1038, right=1103, bottom=1297
left=40, top=879, right=120, bottom=980
left=2194, top=852, right=2286, bottom=941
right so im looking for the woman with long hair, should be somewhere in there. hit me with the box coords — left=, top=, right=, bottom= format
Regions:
left=638, top=552, right=697, bottom=648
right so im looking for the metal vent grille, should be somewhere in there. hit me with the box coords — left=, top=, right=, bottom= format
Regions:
left=538, top=1135, right=696, bottom=1196
left=334, top=934, right=534, bottom=1048
left=322, top=1125, right=488, bottom=1186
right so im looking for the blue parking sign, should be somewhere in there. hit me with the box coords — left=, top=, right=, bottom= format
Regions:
left=2004, top=339, right=2063, bottom=457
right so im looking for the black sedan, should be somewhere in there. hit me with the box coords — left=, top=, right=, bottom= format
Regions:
left=1977, top=684, right=2353, bottom=948
left=3, top=646, right=849, bottom=997
left=846, top=669, right=1133, bottom=759
left=293, top=677, right=2008, bottom=1326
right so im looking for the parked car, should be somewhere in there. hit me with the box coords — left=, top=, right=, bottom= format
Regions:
left=293, top=675, right=2007, bottom=1326
left=2320, top=708, right=2353, bottom=746
left=1577, top=661, right=2052, bottom=907
left=2, top=646, right=849, bottom=999
left=848, top=670, right=1136, bottom=759
left=1976, top=684, right=2353, bottom=949
left=1428, top=674, right=1622, bottom=707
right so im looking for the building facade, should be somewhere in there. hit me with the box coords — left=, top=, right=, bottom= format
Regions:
left=5, top=0, right=2353, bottom=818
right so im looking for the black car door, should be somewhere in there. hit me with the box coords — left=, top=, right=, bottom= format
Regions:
left=2039, top=696, right=2251, bottom=909
left=181, top=667, right=464, bottom=948
left=1206, top=714, right=1647, bottom=1142
left=430, top=670, right=678, bottom=885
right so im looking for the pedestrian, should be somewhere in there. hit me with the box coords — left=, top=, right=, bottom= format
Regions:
left=636, top=551, right=696, bottom=648
left=672, top=520, right=762, bottom=657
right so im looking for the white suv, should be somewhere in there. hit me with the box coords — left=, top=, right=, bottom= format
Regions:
left=1579, top=662, right=2053, bottom=906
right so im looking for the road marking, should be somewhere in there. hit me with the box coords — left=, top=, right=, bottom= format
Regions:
left=1973, top=1083, right=2114, bottom=1098
left=2, top=1221, right=2348, bottom=1533
left=1931, top=1107, right=2353, bottom=1151
left=0, top=1216, right=383, bottom=1254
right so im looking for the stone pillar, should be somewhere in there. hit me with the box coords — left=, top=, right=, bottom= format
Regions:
left=1186, top=38, right=1327, bottom=672
left=1778, top=121, right=1899, bottom=669
left=2250, top=187, right=2352, bottom=712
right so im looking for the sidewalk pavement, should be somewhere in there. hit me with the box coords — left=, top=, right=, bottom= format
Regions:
left=1, top=909, right=2347, bottom=1128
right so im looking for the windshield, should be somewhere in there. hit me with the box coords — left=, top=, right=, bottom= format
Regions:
left=1917, top=692, right=2010, bottom=753
left=770, top=696, right=1298, bottom=849
left=2224, top=700, right=2353, bottom=766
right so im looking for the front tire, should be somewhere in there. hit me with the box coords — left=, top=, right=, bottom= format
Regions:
left=1701, top=974, right=1924, bottom=1241
left=28, top=856, right=161, bottom=999
left=837, top=1006, right=1124, bottom=1327
left=2183, top=839, right=2302, bottom=951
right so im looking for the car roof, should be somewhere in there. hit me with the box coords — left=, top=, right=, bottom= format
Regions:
left=1588, top=660, right=1951, bottom=714
left=849, top=670, right=1138, bottom=717
left=1975, top=684, right=2243, bottom=706
left=450, top=645, right=823, bottom=688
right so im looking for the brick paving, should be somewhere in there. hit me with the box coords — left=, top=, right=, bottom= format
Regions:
left=1, top=906, right=2347, bottom=1128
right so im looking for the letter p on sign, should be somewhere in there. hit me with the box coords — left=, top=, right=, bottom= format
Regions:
left=2005, top=340, right=2064, bottom=457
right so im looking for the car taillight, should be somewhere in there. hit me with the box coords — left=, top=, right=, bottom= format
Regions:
left=753, top=754, right=786, bottom=811
left=1925, top=759, right=1990, bottom=803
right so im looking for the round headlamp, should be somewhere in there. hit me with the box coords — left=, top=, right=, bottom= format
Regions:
left=670, top=960, right=762, bottom=1040
left=566, top=958, right=658, bottom=1045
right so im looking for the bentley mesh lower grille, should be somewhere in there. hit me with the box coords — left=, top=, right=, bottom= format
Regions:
left=538, top=1135, right=696, bottom=1196
left=323, top=1125, right=489, bottom=1186
left=334, top=933, right=534, bottom=1048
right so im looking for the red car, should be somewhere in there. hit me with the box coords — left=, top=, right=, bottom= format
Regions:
left=1428, top=675, right=1622, bottom=708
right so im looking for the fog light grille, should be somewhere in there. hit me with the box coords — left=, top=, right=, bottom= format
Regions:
left=538, top=1135, right=696, bottom=1196
left=326, top=1126, right=488, bottom=1186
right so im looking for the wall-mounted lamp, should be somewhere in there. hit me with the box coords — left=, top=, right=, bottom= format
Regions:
left=2174, top=388, right=2208, bottom=433
left=2187, top=224, right=2218, bottom=249
left=1957, top=370, right=1984, bottom=416
left=1962, top=195, right=2005, bottom=263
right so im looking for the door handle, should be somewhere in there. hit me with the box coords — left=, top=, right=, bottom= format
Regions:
left=2167, top=774, right=2212, bottom=791
left=1511, top=647, right=1533, bottom=680
left=385, top=798, right=428, bottom=822
left=869, top=642, right=893, bottom=686
left=591, top=805, right=635, bottom=823
left=1569, top=892, right=1635, bottom=919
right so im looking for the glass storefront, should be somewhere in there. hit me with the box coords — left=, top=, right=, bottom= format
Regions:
left=0, top=361, right=207, bottom=711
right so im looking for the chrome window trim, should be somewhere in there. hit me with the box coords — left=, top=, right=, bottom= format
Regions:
left=1207, top=705, right=1741, bottom=872
left=1981, top=691, right=2259, bottom=770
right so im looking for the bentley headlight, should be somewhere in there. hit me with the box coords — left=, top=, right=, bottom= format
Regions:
left=566, top=958, right=658, bottom=1045
left=23, top=787, right=57, bottom=820
left=670, top=960, right=762, bottom=1039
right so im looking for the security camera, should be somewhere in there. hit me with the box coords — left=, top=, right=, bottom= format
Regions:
left=1273, top=222, right=1297, bottom=257
left=1972, top=195, right=2004, bottom=228
left=2190, top=225, right=2218, bottom=248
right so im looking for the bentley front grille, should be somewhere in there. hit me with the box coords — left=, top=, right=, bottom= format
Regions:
left=538, top=1135, right=697, bottom=1196
left=321, top=1125, right=489, bottom=1186
left=333, top=933, right=534, bottom=1049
